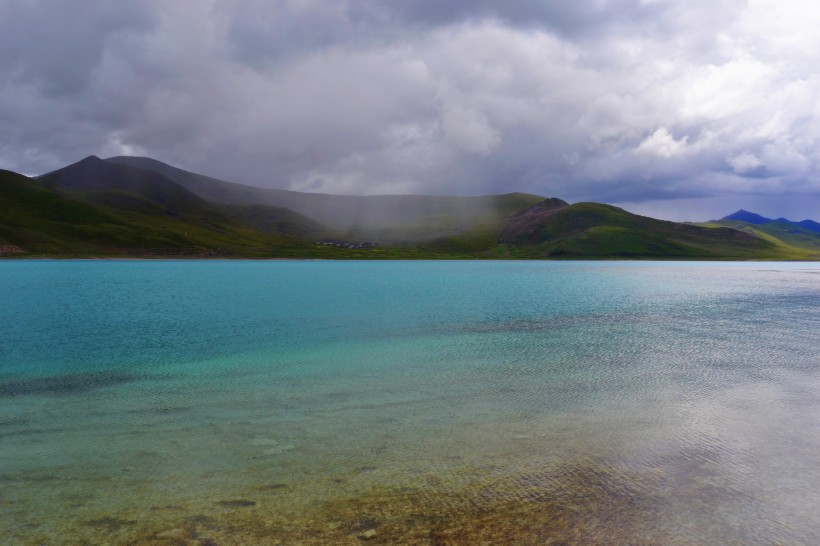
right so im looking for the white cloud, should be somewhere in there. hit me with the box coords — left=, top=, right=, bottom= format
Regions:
left=1, top=0, right=820, bottom=218
left=635, top=128, right=689, bottom=158
left=727, top=151, right=764, bottom=174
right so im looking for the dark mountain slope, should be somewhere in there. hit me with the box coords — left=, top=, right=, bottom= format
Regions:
left=498, top=198, right=570, bottom=244
left=40, top=156, right=235, bottom=225
left=104, top=156, right=277, bottom=207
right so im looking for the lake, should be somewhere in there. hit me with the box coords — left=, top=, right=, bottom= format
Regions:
left=1, top=260, right=819, bottom=544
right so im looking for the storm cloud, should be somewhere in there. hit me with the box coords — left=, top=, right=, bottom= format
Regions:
left=2, top=0, right=819, bottom=220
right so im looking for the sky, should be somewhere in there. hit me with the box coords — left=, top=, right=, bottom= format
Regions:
left=2, top=0, right=819, bottom=221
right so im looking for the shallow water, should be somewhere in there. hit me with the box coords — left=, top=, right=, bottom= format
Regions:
left=1, top=260, right=819, bottom=544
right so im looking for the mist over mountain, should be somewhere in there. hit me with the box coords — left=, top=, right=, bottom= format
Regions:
left=105, top=156, right=543, bottom=241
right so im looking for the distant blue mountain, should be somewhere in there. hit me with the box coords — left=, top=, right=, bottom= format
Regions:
left=795, top=219, right=820, bottom=233
left=722, top=210, right=772, bottom=224
left=721, top=210, right=820, bottom=233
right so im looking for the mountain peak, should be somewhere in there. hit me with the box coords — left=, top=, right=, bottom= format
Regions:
left=795, top=219, right=820, bottom=233
left=39, top=155, right=205, bottom=208
left=77, top=155, right=104, bottom=165
left=722, top=210, right=772, bottom=224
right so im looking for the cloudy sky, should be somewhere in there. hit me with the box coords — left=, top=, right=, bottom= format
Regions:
left=2, top=0, right=819, bottom=220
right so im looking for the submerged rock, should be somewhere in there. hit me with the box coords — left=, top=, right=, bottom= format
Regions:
left=249, top=437, right=296, bottom=454
left=360, top=528, right=378, bottom=540
left=217, top=499, right=256, bottom=508
left=83, top=516, right=137, bottom=530
left=257, top=483, right=289, bottom=491
left=264, top=444, right=295, bottom=455
left=250, top=437, right=279, bottom=446
left=156, top=527, right=187, bottom=539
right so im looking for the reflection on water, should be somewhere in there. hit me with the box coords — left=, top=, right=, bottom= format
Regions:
left=1, top=261, right=819, bottom=544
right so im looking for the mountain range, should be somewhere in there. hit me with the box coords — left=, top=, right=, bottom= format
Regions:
left=1, top=155, right=818, bottom=259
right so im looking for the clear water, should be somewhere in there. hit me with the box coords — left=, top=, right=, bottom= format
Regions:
left=1, top=260, right=819, bottom=544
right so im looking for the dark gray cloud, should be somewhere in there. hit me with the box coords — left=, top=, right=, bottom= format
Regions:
left=387, top=0, right=668, bottom=38
left=1, top=0, right=819, bottom=220
left=1, top=1, right=152, bottom=95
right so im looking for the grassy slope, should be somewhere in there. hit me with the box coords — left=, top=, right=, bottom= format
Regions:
left=707, top=220, right=820, bottom=259
left=0, top=169, right=219, bottom=254
left=498, top=202, right=799, bottom=259
left=0, top=168, right=138, bottom=253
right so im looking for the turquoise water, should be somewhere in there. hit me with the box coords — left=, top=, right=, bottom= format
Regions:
left=1, top=260, right=819, bottom=544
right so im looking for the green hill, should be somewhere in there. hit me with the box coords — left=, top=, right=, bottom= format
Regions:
left=708, top=219, right=820, bottom=259
left=496, top=201, right=795, bottom=259
left=0, top=168, right=139, bottom=254
left=0, top=168, right=239, bottom=255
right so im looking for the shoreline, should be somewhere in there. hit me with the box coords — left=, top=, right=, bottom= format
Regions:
left=2, top=255, right=820, bottom=262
